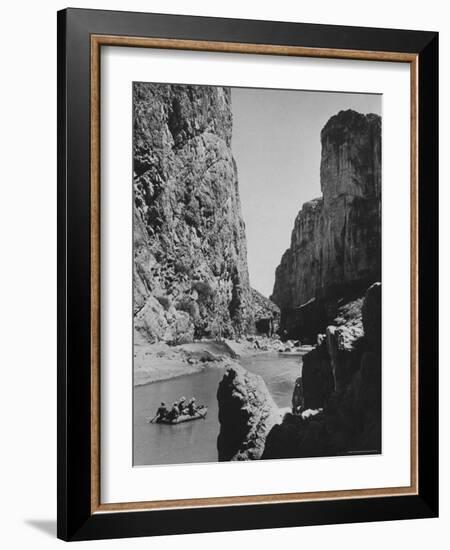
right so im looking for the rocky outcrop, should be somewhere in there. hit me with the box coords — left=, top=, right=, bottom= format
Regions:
left=133, top=83, right=254, bottom=344
left=271, top=110, right=381, bottom=340
left=251, top=288, right=280, bottom=335
left=262, top=282, right=381, bottom=459
left=301, top=344, right=335, bottom=410
left=217, top=365, right=282, bottom=460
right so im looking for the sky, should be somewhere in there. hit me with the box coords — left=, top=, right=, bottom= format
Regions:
left=231, top=87, right=381, bottom=298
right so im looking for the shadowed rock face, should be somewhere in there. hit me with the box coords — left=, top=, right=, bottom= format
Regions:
left=262, top=282, right=381, bottom=460
left=271, top=110, right=381, bottom=340
left=217, top=365, right=282, bottom=461
left=251, top=288, right=280, bottom=335
left=133, top=83, right=254, bottom=344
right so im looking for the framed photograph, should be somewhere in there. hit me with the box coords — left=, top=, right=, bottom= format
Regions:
left=57, top=8, right=438, bottom=541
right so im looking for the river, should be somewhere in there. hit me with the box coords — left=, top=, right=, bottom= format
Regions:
left=133, top=352, right=306, bottom=466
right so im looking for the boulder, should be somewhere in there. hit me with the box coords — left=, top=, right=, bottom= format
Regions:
left=217, top=365, right=282, bottom=461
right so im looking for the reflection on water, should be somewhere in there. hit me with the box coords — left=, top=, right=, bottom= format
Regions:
left=133, top=353, right=304, bottom=466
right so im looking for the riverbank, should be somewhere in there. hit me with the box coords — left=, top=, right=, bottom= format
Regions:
left=134, top=340, right=240, bottom=386
left=134, top=336, right=311, bottom=386
left=224, top=336, right=313, bottom=357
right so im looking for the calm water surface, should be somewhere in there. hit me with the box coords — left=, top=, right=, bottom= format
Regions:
left=133, top=353, right=305, bottom=466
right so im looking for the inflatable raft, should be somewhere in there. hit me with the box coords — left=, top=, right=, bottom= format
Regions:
left=156, top=406, right=208, bottom=424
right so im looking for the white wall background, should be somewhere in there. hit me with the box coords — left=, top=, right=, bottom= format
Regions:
left=0, top=1, right=446, bottom=548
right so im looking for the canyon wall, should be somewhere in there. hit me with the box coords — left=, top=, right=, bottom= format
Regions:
left=133, top=83, right=254, bottom=344
left=271, top=110, right=381, bottom=339
left=263, top=282, right=381, bottom=459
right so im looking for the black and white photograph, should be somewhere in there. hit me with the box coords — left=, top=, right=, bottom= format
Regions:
left=0, top=0, right=443, bottom=546
left=133, top=82, right=382, bottom=466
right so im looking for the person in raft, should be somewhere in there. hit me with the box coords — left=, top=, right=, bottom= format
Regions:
left=187, top=397, right=198, bottom=416
left=166, top=402, right=180, bottom=422
left=177, top=396, right=187, bottom=414
left=155, top=402, right=168, bottom=421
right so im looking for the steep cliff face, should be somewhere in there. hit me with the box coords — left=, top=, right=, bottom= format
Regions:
left=133, top=83, right=254, bottom=344
left=271, top=110, right=381, bottom=339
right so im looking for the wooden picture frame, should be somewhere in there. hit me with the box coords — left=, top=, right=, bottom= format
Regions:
left=57, top=7, right=438, bottom=541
